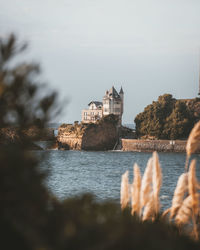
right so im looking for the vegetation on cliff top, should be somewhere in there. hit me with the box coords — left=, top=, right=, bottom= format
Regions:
left=135, top=94, right=200, bottom=139
left=59, top=114, right=119, bottom=136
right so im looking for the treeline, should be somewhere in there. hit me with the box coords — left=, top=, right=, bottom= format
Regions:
left=135, top=94, right=200, bottom=139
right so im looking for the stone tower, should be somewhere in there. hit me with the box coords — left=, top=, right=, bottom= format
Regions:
left=119, top=86, right=124, bottom=114
left=102, top=86, right=124, bottom=125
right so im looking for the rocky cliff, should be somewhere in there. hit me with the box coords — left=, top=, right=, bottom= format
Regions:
left=57, top=115, right=118, bottom=151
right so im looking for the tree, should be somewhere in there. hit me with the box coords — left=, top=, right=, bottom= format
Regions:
left=134, top=94, right=197, bottom=139
left=163, top=101, right=191, bottom=139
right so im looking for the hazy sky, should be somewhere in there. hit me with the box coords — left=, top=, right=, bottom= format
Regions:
left=1, top=0, right=200, bottom=123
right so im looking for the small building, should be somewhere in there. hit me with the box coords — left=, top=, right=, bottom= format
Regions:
left=81, top=101, right=103, bottom=123
left=81, top=86, right=124, bottom=124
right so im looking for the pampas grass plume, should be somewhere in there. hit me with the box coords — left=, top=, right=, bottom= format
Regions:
left=152, top=151, right=162, bottom=214
left=188, top=160, right=199, bottom=218
left=170, top=173, right=188, bottom=219
left=175, top=195, right=192, bottom=225
left=131, top=164, right=141, bottom=215
left=142, top=193, right=154, bottom=221
left=141, top=157, right=153, bottom=208
left=186, top=121, right=200, bottom=158
left=188, top=160, right=199, bottom=241
left=120, top=171, right=130, bottom=210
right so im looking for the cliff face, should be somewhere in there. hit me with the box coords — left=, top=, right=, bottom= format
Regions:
left=57, top=115, right=118, bottom=151
left=81, top=122, right=118, bottom=150
left=57, top=134, right=82, bottom=150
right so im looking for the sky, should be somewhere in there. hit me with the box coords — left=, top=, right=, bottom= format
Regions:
left=1, top=0, right=200, bottom=124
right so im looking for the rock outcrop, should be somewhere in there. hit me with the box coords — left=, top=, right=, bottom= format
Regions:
left=57, top=115, right=118, bottom=151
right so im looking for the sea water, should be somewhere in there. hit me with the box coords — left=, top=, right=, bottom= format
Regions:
left=37, top=150, right=200, bottom=210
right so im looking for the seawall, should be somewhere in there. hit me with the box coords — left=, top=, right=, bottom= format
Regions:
left=121, top=139, right=192, bottom=153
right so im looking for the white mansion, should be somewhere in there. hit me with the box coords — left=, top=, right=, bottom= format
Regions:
left=81, top=86, right=124, bottom=125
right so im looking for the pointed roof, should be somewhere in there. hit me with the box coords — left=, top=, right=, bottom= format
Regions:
left=109, top=86, right=119, bottom=98
left=119, top=86, right=124, bottom=94
left=88, top=101, right=102, bottom=107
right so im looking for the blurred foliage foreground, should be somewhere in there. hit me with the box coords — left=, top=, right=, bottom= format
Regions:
left=0, top=34, right=200, bottom=250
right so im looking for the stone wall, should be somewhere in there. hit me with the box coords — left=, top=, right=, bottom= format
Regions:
left=121, top=139, right=192, bottom=153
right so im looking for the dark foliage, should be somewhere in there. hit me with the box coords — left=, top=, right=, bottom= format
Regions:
left=1, top=35, right=200, bottom=250
left=135, top=94, right=200, bottom=139
left=0, top=34, right=60, bottom=148
left=47, top=194, right=200, bottom=250
left=0, top=34, right=59, bottom=249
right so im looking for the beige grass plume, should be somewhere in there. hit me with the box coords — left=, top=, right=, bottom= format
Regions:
left=131, top=164, right=141, bottom=215
left=142, top=192, right=154, bottom=221
left=186, top=121, right=200, bottom=171
left=188, top=160, right=199, bottom=216
left=120, top=171, right=130, bottom=210
left=152, top=151, right=162, bottom=215
left=170, top=173, right=188, bottom=219
left=188, top=160, right=199, bottom=239
left=175, top=195, right=192, bottom=224
left=141, top=157, right=153, bottom=208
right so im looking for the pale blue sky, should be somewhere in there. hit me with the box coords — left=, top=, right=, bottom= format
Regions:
left=1, top=0, right=200, bottom=123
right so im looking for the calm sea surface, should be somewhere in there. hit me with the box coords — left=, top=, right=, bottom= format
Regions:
left=36, top=150, right=200, bottom=210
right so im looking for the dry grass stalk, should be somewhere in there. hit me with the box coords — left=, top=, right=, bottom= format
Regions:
left=175, top=195, right=192, bottom=225
left=162, top=208, right=170, bottom=218
left=140, top=157, right=153, bottom=208
left=188, top=160, right=199, bottom=216
left=186, top=121, right=200, bottom=171
left=131, top=164, right=141, bottom=215
left=188, top=160, right=199, bottom=240
left=142, top=192, right=154, bottom=221
left=152, top=151, right=162, bottom=214
left=120, top=171, right=130, bottom=210
left=170, top=173, right=188, bottom=219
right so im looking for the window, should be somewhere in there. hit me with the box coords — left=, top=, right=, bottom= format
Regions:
left=115, top=108, right=120, bottom=112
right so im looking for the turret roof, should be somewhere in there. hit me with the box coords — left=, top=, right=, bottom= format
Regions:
left=109, top=86, right=120, bottom=98
left=119, top=86, right=124, bottom=94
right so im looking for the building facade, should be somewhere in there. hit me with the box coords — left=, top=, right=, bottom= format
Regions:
left=81, top=86, right=124, bottom=124
left=81, top=101, right=103, bottom=123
